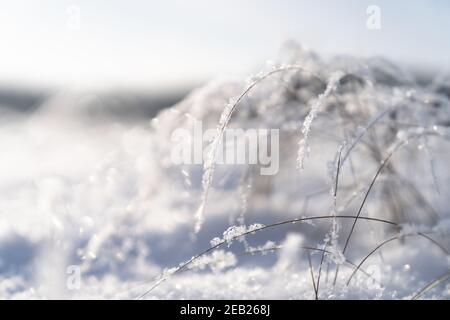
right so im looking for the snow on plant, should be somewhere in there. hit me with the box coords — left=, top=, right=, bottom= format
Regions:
left=296, top=71, right=345, bottom=170
left=325, top=144, right=345, bottom=260
left=210, top=223, right=266, bottom=247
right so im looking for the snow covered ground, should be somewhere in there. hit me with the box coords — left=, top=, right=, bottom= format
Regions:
left=0, top=45, right=449, bottom=299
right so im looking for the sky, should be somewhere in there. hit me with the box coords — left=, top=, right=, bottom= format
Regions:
left=0, top=0, right=449, bottom=90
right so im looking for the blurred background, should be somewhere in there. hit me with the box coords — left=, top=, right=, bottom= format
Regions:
left=1, top=0, right=449, bottom=121
left=1, top=0, right=450, bottom=90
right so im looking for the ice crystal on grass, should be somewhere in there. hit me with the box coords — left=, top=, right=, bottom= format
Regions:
left=223, top=225, right=247, bottom=243
left=297, top=71, right=344, bottom=170
left=299, top=216, right=316, bottom=227
left=211, top=223, right=266, bottom=247
left=210, top=237, right=223, bottom=247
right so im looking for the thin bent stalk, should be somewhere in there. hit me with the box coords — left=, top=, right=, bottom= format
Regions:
left=242, top=246, right=384, bottom=288
left=334, top=130, right=448, bottom=285
left=180, top=245, right=383, bottom=288
left=333, top=154, right=395, bottom=285
left=307, top=251, right=318, bottom=299
left=137, top=215, right=397, bottom=299
left=346, top=233, right=449, bottom=286
left=317, top=145, right=343, bottom=297
left=411, top=270, right=450, bottom=300
left=341, top=108, right=393, bottom=165
left=342, top=147, right=397, bottom=254
left=120, top=243, right=382, bottom=299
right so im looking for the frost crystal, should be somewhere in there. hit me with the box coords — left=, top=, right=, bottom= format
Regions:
left=327, top=246, right=346, bottom=265
left=211, top=223, right=265, bottom=247
left=223, top=225, right=247, bottom=243
left=210, top=237, right=223, bottom=247
left=297, top=71, right=344, bottom=170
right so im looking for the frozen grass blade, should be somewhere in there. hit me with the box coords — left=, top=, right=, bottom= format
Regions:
left=297, top=72, right=344, bottom=170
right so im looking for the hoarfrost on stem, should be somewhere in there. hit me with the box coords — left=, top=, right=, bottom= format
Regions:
left=297, top=71, right=344, bottom=170
left=210, top=223, right=266, bottom=247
